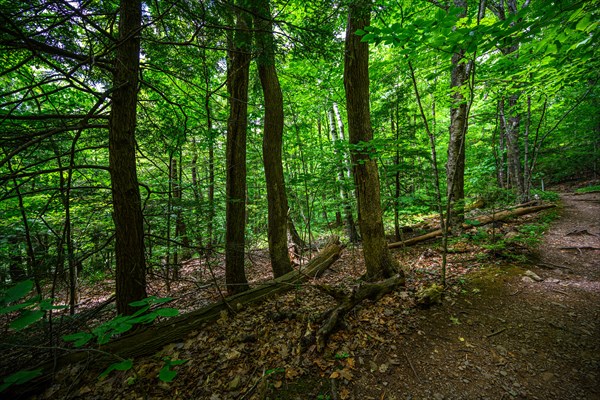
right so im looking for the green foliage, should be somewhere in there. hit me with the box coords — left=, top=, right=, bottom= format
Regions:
left=63, top=296, right=178, bottom=347
left=0, top=280, right=65, bottom=331
left=159, top=357, right=189, bottom=383
left=99, top=359, right=133, bottom=380
left=531, top=190, right=559, bottom=202
left=0, top=369, right=43, bottom=392
left=575, top=185, right=600, bottom=194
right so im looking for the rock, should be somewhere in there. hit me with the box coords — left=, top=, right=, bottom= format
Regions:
left=524, top=270, right=543, bottom=282
left=545, top=278, right=560, bottom=284
left=416, top=283, right=444, bottom=307
left=522, top=276, right=535, bottom=283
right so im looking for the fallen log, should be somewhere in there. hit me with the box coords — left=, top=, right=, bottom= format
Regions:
left=388, top=203, right=556, bottom=249
left=14, top=237, right=344, bottom=397
left=315, top=274, right=405, bottom=352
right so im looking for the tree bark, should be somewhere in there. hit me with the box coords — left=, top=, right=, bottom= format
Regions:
left=344, top=0, right=401, bottom=281
left=316, top=273, right=405, bottom=351
left=109, top=0, right=147, bottom=316
left=328, top=106, right=359, bottom=243
left=253, top=0, right=293, bottom=278
left=446, top=0, right=469, bottom=232
left=488, top=0, right=529, bottom=202
left=225, top=1, right=252, bottom=295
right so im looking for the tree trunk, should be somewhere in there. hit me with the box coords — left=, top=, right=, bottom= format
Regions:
left=328, top=107, right=359, bottom=243
left=109, top=0, right=147, bottom=316
left=446, top=0, right=468, bottom=233
left=253, top=0, right=293, bottom=278
left=488, top=0, right=529, bottom=202
left=344, top=0, right=400, bottom=281
left=225, top=2, right=251, bottom=295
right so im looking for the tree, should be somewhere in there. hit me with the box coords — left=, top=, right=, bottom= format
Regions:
left=445, top=0, right=470, bottom=232
left=252, top=0, right=293, bottom=278
left=225, top=1, right=252, bottom=295
left=327, top=103, right=359, bottom=243
left=344, top=0, right=401, bottom=281
left=109, top=0, right=147, bottom=315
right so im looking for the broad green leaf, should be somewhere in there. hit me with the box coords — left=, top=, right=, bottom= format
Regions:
left=0, top=369, right=43, bottom=392
left=0, top=301, right=33, bottom=315
left=156, top=308, right=178, bottom=317
left=159, top=366, right=177, bottom=382
left=3, top=280, right=33, bottom=303
left=576, top=15, right=591, bottom=31
left=63, top=332, right=94, bottom=347
left=99, top=359, right=133, bottom=379
left=9, top=310, right=44, bottom=330
left=361, top=33, right=376, bottom=43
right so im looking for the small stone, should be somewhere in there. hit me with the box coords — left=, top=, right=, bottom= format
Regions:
left=524, top=270, right=543, bottom=282
left=499, top=370, right=508, bottom=376
left=434, top=393, right=444, bottom=400
left=522, top=276, right=535, bottom=283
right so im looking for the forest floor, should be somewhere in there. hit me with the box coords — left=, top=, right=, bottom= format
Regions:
left=7, top=189, right=600, bottom=400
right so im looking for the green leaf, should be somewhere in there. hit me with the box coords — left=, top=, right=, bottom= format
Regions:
left=156, top=308, right=178, bottom=317
left=63, top=332, right=94, bottom=347
left=99, top=359, right=133, bottom=379
left=159, top=366, right=177, bottom=382
left=0, top=369, right=43, bottom=392
left=129, top=299, right=149, bottom=307
left=576, top=14, right=591, bottom=31
left=355, top=29, right=366, bottom=36
left=9, top=310, right=44, bottom=330
left=3, top=280, right=33, bottom=303
left=167, top=359, right=188, bottom=367
left=0, top=301, right=33, bottom=315
left=361, top=33, right=376, bottom=43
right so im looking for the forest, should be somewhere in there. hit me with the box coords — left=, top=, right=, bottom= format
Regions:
left=1, top=0, right=599, bottom=398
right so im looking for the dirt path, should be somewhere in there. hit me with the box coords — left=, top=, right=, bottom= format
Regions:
left=23, top=194, right=599, bottom=400
left=356, top=193, right=600, bottom=400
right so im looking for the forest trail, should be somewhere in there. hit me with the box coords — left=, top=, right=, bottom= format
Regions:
left=366, top=192, right=600, bottom=400
left=20, top=193, right=600, bottom=400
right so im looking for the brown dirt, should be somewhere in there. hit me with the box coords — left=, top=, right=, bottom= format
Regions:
left=17, top=192, right=600, bottom=400
left=346, top=192, right=600, bottom=400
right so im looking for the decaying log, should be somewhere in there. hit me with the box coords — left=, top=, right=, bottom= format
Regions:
left=388, top=204, right=556, bottom=249
left=14, top=237, right=344, bottom=398
left=315, top=274, right=405, bottom=352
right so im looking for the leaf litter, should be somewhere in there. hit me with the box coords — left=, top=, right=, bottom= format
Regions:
left=6, top=191, right=600, bottom=399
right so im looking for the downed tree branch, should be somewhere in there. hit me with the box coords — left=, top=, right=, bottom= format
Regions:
left=388, top=204, right=556, bottom=249
left=15, top=237, right=344, bottom=398
left=315, top=274, right=405, bottom=352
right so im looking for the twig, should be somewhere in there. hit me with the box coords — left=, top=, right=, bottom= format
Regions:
left=330, top=378, right=339, bottom=400
left=238, top=367, right=260, bottom=400
left=551, top=289, right=569, bottom=296
left=560, top=246, right=600, bottom=251
left=403, top=349, right=420, bottom=383
left=537, top=262, right=572, bottom=271
left=486, top=327, right=507, bottom=338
